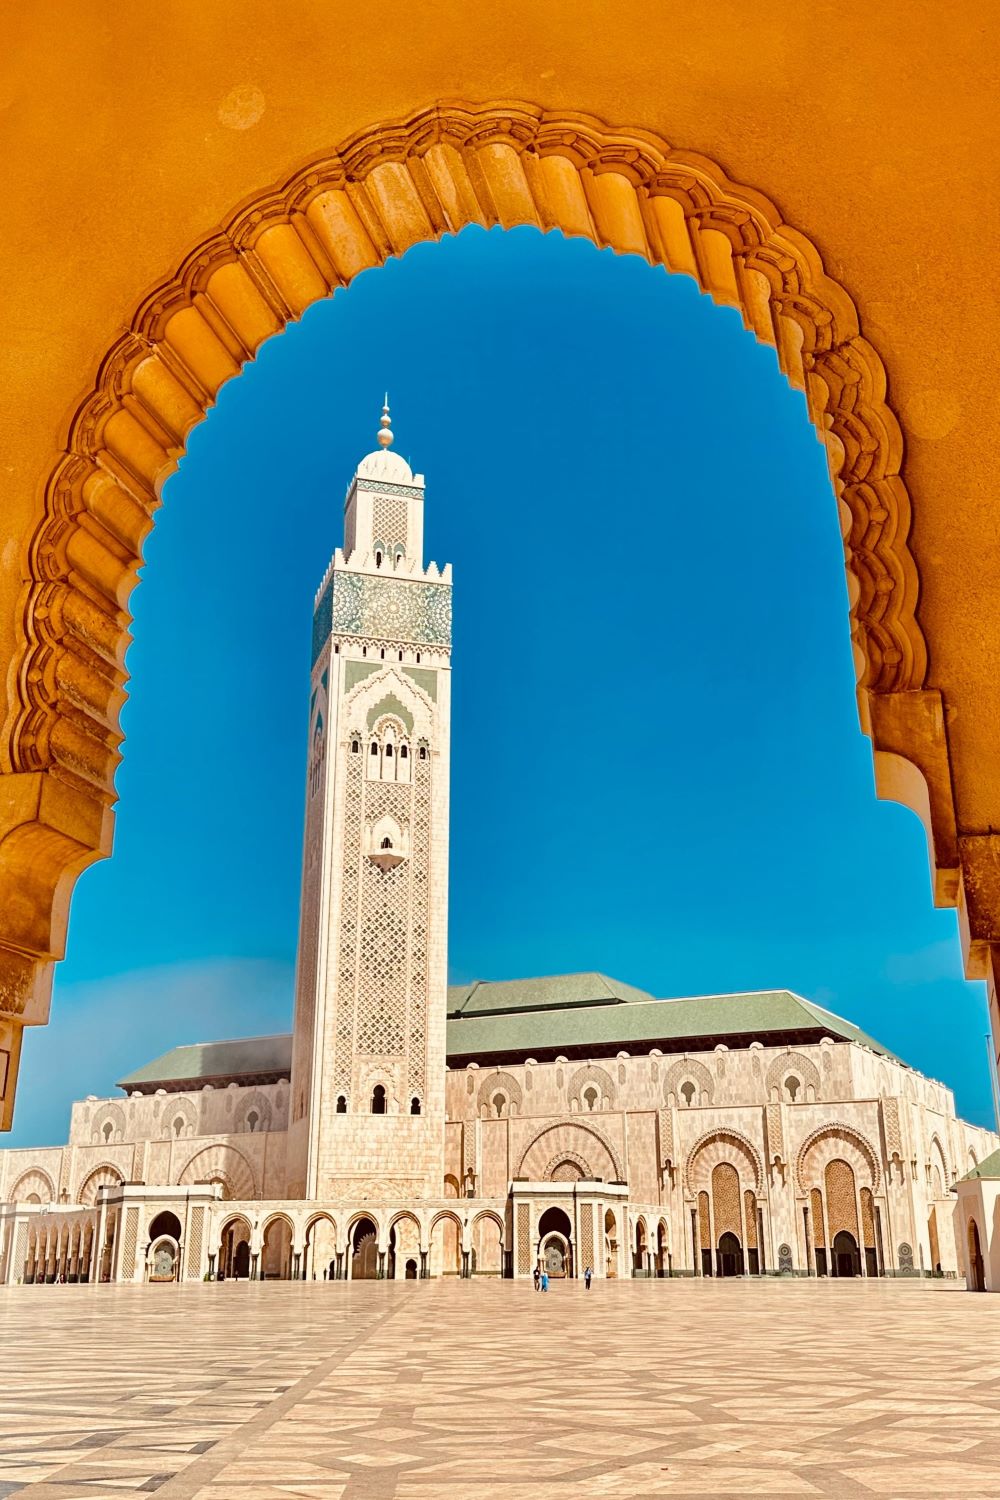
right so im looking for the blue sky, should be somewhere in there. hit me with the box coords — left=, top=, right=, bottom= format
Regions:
left=9, top=226, right=993, bottom=1144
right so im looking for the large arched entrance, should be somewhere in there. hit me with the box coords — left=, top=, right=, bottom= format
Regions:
left=3, top=92, right=972, bottom=1139
left=537, top=1206, right=573, bottom=1279
left=350, top=1217, right=379, bottom=1280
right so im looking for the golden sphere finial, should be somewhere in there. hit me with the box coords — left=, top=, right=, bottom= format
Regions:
left=377, top=394, right=393, bottom=449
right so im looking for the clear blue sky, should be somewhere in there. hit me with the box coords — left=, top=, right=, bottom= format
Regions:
left=9, top=226, right=993, bottom=1145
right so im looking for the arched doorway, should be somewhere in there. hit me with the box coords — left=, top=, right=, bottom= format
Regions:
left=832, top=1229, right=861, bottom=1278
left=149, top=1239, right=178, bottom=1282
left=351, top=1216, right=379, bottom=1280
left=968, top=1218, right=986, bottom=1292
left=261, top=1216, right=293, bottom=1280
left=717, top=1231, right=743, bottom=1278
left=219, top=1216, right=252, bottom=1280
left=605, top=1209, right=618, bottom=1279
left=537, top=1206, right=573, bottom=1279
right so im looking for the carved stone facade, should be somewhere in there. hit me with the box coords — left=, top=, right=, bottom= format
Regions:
left=0, top=417, right=995, bottom=1288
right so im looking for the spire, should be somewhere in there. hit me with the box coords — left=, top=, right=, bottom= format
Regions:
left=377, top=395, right=393, bottom=449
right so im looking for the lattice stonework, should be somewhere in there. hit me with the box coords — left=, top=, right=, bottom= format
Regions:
left=516, top=1203, right=531, bottom=1276
left=825, top=1158, right=859, bottom=1238
left=372, top=494, right=408, bottom=551
left=333, top=748, right=364, bottom=1092
left=744, top=1191, right=759, bottom=1250
left=698, top=1191, right=711, bottom=1251
left=711, top=1162, right=741, bottom=1238
left=13, top=1223, right=27, bottom=1280
left=580, top=1204, right=595, bottom=1271
left=657, top=1108, right=674, bottom=1167
left=334, top=721, right=432, bottom=1099
left=187, top=1207, right=204, bottom=1276
left=120, top=1207, right=138, bottom=1281
left=860, top=1187, right=876, bottom=1250
left=407, top=751, right=432, bottom=1099
left=811, top=1188, right=826, bottom=1248
left=765, top=1103, right=784, bottom=1164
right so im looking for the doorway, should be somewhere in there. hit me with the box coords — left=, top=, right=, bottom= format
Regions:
left=717, top=1231, right=743, bottom=1277
left=537, top=1206, right=573, bottom=1278
left=351, top=1216, right=379, bottom=1280
left=968, top=1218, right=986, bottom=1292
left=832, top=1230, right=861, bottom=1277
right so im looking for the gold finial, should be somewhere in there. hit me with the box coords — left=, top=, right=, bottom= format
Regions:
left=377, top=394, right=393, bottom=449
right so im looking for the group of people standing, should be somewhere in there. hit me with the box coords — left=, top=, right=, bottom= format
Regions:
left=533, top=1264, right=593, bottom=1291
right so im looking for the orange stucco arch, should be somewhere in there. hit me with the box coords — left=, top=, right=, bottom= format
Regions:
left=0, top=87, right=988, bottom=1126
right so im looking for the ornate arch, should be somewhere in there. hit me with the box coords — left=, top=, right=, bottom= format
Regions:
left=927, top=1133, right=950, bottom=1196
left=566, top=1063, right=616, bottom=1110
left=217, top=1212, right=252, bottom=1244
left=3, top=99, right=943, bottom=1125
left=7, top=1167, right=55, bottom=1203
left=663, top=1057, right=715, bottom=1106
left=764, top=1050, right=822, bottom=1102
left=546, top=1152, right=593, bottom=1181
left=517, top=1120, right=625, bottom=1182
left=234, top=1089, right=272, bottom=1134
left=177, top=1143, right=257, bottom=1201
left=476, top=1069, right=523, bottom=1117
left=304, top=1211, right=337, bottom=1242
left=91, top=1102, right=127, bottom=1145
left=686, top=1128, right=765, bottom=1195
left=162, top=1097, right=198, bottom=1140
left=76, top=1162, right=124, bottom=1206
left=796, top=1123, right=881, bottom=1193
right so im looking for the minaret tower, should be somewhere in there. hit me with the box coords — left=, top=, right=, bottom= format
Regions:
left=288, top=403, right=452, bottom=1201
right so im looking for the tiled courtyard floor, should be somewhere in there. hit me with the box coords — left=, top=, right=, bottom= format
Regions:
left=2, top=1279, right=1000, bottom=1499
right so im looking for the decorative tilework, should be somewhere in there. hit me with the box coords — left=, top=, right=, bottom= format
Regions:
left=3, top=1281, right=997, bottom=1497
left=330, top=574, right=451, bottom=650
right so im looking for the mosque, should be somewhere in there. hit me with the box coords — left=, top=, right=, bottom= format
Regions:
left=1, top=409, right=996, bottom=1289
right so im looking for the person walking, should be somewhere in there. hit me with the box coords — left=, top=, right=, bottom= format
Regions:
left=584, top=1265, right=593, bottom=1290
left=533, top=1264, right=540, bottom=1292
left=541, top=1270, right=549, bottom=1292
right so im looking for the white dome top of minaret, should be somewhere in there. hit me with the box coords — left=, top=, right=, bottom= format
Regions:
left=355, top=398, right=418, bottom=485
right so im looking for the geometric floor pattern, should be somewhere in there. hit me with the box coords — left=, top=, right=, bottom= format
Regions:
left=3, top=1278, right=1000, bottom=1498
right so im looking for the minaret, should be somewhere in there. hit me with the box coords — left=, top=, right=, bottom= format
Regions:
left=287, top=404, right=452, bottom=1202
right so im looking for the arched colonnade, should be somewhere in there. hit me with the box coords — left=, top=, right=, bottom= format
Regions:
left=207, top=1201, right=510, bottom=1280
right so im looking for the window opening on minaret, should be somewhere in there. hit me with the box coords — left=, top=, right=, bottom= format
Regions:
left=351, top=739, right=359, bottom=754
left=410, top=1097, right=421, bottom=1115
left=375, top=548, right=383, bottom=568
left=380, top=837, right=392, bottom=850
left=400, top=745, right=408, bottom=760
left=370, top=742, right=378, bottom=758
left=419, top=746, right=427, bottom=760
left=371, top=1084, right=387, bottom=1114
left=335, top=1095, right=347, bottom=1114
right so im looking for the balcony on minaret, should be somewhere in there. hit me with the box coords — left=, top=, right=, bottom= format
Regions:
left=366, top=814, right=408, bottom=872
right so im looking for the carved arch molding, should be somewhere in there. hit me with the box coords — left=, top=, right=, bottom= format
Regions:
left=0, top=96, right=963, bottom=1128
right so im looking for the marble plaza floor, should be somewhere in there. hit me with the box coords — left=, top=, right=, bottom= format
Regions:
left=2, top=1279, right=1000, bottom=1499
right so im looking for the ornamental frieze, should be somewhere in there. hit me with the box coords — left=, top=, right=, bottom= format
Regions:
left=314, top=572, right=452, bottom=661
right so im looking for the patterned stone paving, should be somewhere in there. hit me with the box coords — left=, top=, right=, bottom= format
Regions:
left=2, top=1278, right=1000, bottom=1498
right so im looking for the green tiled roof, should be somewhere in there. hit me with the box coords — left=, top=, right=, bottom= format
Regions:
left=444, top=979, right=899, bottom=1063
left=117, top=1034, right=292, bottom=1093
left=116, top=976, right=900, bottom=1092
left=447, top=972, right=653, bottom=1017
left=957, top=1147, right=1000, bottom=1183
